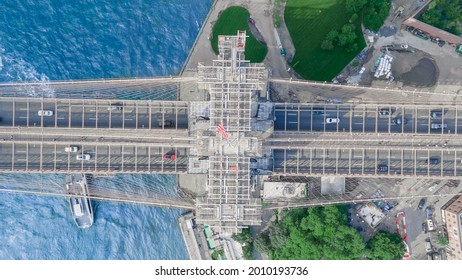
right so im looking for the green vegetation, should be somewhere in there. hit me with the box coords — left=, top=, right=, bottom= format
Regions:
left=438, top=235, right=449, bottom=246
left=232, top=227, right=254, bottom=260
left=367, top=231, right=405, bottom=260
left=363, top=0, right=391, bottom=32
left=420, top=0, right=462, bottom=35
left=285, top=0, right=366, bottom=81
left=256, top=206, right=366, bottom=259
left=211, top=249, right=225, bottom=260
left=211, top=6, right=268, bottom=62
left=255, top=206, right=407, bottom=260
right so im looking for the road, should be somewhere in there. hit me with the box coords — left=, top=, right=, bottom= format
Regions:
left=273, top=147, right=462, bottom=177
left=274, top=103, right=462, bottom=134
left=0, top=97, right=189, bottom=130
left=0, top=140, right=189, bottom=174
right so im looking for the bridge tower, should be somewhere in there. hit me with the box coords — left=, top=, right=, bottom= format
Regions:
left=195, top=31, right=268, bottom=234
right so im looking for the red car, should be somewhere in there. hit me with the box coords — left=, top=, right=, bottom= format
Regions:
left=163, top=154, right=176, bottom=160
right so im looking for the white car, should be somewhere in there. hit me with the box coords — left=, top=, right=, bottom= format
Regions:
left=76, top=154, right=91, bottom=161
left=38, top=110, right=54, bottom=116
left=65, top=146, right=79, bottom=153
left=325, top=118, right=340, bottom=124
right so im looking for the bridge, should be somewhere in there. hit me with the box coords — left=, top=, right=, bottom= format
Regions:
left=1, top=31, right=461, bottom=232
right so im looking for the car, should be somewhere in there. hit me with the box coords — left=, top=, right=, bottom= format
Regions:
left=377, top=164, right=388, bottom=172
left=392, top=117, right=407, bottom=125
left=426, top=157, right=440, bottom=164
left=431, top=123, right=447, bottom=129
left=312, top=108, right=326, bottom=115
left=430, top=110, right=443, bottom=118
left=38, top=110, right=54, bottom=117
left=76, top=154, right=91, bottom=161
left=427, top=219, right=434, bottom=231
left=163, top=154, right=176, bottom=160
left=158, top=120, right=173, bottom=127
left=325, top=118, right=340, bottom=124
left=425, top=206, right=433, bottom=219
left=250, top=158, right=258, bottom=163
left=425, top=241, right=432, bottom=253
left=422, top=222, right=428, bottom=233
left=280, top=48, right=286, bottom=56
left=379, top=108, right=394, bottom=115
left=418, top=198, right=426, bottom=210
left=64, top=146, right=79, bottom=153
left=108, top=103, right=123, bottom=111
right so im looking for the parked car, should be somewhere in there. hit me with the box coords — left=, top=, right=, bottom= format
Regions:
left=312, top=108, right=326, bottom=115
left=76, top=154, right=91, bottom=161
left=64, top=146, right=79, bottom=153
left=377, top=164, right=388, bottom=172
left=426, top=206, right=433, bottom=219
left=426, top=157, right=440, bottom=164
left=430, top=110, right=443, bottom=118
left=392, top=117, right=407, bottom=125
left=422, top=222, right=428, bottom=233
left=418, top=198, right=426, bottom=210
left=427, top=219, right=434, bottom=231
left=38, top=110, right=54, bottom=116
left=158, top=120, right=173, bottom=127
left=163, top=153, right=176, bottom=160
left=325, top=118, right=340, bottom=124
left=431, top=123, right=447, bottom=129
left=108, top=103, right=123, bottom=111
left=425, top=241, right=432, bottom=252
left=379, top=108, right=394, bottom=115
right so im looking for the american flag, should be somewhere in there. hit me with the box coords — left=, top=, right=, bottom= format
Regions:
left=216, top=123, right=228, bottom=140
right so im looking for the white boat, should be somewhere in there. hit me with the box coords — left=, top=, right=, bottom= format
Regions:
left=65, top=174, right=94, bottom=229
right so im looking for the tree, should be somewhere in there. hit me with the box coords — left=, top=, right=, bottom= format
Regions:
left=260, top=206, right=366, bottom=260
left=368, top=231, right=405, bottom=260
left=438, top=235, right=449, bottom=246
left=325, top=30, right=339, bottom=41
left=346, top=0, right=367, bottom=13
left=321, top=39, right=334, bottom=50
left=232, top=228, right=254, bottom=260
left=255, top=231, right=272, bottom=253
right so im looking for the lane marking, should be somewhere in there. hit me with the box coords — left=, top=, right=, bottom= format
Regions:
left=19, top=116, right=28, bottom=119
left=57, top=117, right=65, bottom=120
left=287, top=113, right=297, bottom=116
left=124, top=118, right=133, bottom=121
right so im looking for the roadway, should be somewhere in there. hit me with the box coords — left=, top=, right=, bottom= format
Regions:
left=273, top=148, right=462, bottom=178
left=0, top=97, right=189, bottom=129
left=274, top=103, right=462, bottom=134
left=0, top=140, right=189, bottom=174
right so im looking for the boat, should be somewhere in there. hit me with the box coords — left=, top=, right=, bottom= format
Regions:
left=65, top=174, right=94, bottom=229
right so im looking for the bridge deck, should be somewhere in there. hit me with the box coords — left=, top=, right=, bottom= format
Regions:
left=0, top=140, right=189, bottom=174
left=0, top=97, right=188, bottom=130
left=273, top=147, right=462, bottom=178
left=274, top=103, right=462, bottom=135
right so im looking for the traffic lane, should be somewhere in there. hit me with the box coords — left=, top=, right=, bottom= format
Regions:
left=0, top=143, right=189, bottom=172
left=273, top=148, right=462, bottom=176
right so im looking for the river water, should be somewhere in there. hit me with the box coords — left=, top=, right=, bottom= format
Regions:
left=0, top=0, right=212, bottom=259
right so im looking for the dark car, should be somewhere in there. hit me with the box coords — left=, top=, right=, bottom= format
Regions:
left=379, top=108, right=394, bottom=115
left=377, top=164, right=388, bottom=172
left=418, top=198, right=426, bottom=210
left=158, top=120, right=174, bottom=127
left=426, top=157, right=440, bottom=164
left=426, top=206, right=433, bottom=219
left=430, top=110, right=443, bottom=118
left=312, top=108, right=326, bottom=115
left=392, top=117, right=408, bottom=125
left=422, top=222, right=428, bottom=233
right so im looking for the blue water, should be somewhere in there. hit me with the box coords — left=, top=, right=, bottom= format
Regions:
left=0, top=0, right=212, bottom=259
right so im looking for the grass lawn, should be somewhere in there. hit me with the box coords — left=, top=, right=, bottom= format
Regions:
left=285, top=0, right=366, bottom=81
left=211, top=6, right=267, bottom=62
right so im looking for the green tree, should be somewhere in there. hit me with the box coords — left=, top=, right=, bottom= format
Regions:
left=232, top=228, right=254, bottom=260
left=346, top=0, right=367, bottom=13
left=321, top=39, right=334, bottom=50
left=255, top=231, right=272, bottom=253
left=368, top=231, right=405, bottom=260
left=438, top=235, right=449, bottom=246
left=262, top=206, right=366, bottom=260
left=325, top=30, right=339, bottom=41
